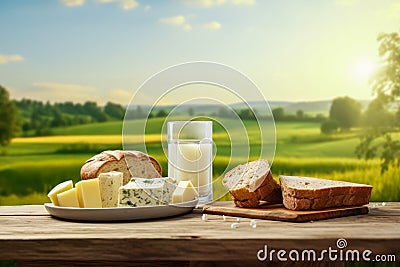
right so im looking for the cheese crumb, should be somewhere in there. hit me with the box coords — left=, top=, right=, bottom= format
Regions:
left=202, top=214, right=208, bottom=221
left=222, top=215, right=226, bottom=221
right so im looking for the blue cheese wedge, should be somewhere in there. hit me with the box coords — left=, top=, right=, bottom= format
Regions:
left=118, top=177, right=176, bottom=207
left=98, top=171, right=123, bottom=208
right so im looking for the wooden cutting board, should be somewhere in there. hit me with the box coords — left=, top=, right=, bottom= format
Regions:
left=202, top=201, right=369, bottom=222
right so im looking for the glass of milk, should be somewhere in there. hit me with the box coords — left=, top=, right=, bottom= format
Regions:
left=168, top=121, right=213, bottom=205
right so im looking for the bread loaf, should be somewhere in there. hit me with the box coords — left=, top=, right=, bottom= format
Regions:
left=280, top=175, right=373, bottom=210
left=80, top=150, right=162, bottom=185
left=223, top=160, right=282, bottom=208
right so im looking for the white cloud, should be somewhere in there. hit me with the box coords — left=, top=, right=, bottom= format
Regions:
left=106, top=88, right=133, bottom=104
left=186, top=0, right=254, bottom=8
left=120, top=0, right=138, bottom=10
left=202, top=21, right=221, bottom=30
left=29, top=83, right=137, bottom=105
left=183, top=24, right=192, bottom=31
left=33, top=82, right=96, bottom=92
left=60, top=0, right=85, bottom=6
left=144, top=5, right=152, bottom=11
left=0, top=54, right=24, bottom=64
left=159, top=15, right=186, bottom=26
left=97, top=0, right=139, bottom=10
left=159, top=16, right=193, bottom=32
left=32, top=82, right=101, bottom=103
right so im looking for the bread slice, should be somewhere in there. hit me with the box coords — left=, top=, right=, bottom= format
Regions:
left=80, top=150, right=162, bottom=185
left=280, top=175, right=373, bottom=210
left=223, top=160, right=282, bottom=208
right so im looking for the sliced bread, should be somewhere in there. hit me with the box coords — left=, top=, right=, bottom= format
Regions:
left=80, top=150, right=162, bottom=185
left=223, top=160, right=282, bottom=208
left=280, top=175, right=373, bottom=210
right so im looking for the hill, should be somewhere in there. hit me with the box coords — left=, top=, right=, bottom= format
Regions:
left=146, top=99, right=370, bottom=116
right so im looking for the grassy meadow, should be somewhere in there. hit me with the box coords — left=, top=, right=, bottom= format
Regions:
left=0, top=118, right=399, bottom=205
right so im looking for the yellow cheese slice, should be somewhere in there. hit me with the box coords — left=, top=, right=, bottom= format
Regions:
left=75, top=181, right=84, bottom=208
left=77, top=178, right=102, bottom=208
left=47, top=180, right=73, bottom=206
left=57, top=188, right=80, bottom=208
left=172, top=181, right=199, bottom=204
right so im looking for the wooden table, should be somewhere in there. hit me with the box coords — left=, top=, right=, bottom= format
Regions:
left=0, top=202, right=399, bottom=266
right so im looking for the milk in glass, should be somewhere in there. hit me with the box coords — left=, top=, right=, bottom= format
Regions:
left=168, top=121, right=213, bottom=204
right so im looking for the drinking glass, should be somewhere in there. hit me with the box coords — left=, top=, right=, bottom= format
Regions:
left=167, top=121, right=213, bottom=205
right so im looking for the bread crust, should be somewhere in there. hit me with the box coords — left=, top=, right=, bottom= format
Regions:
left=280, top=175, right=373, bottom=210
left=80, top=150, right=162, bottom=185
left=223, top=160, right=282, bottom=208
left=233, top=198, right=261, bottom=208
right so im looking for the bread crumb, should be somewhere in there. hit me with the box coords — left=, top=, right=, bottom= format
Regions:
left=236, top=218, right=240, bottom=222
left=249, top=219, right=257, bottom=228
left=382, top=202, right=386, bottom=206
left=231, top=222, right=239, bottom=229
left=202, top=214, right=207, bottom=221
left=222, top=215, right=226, bottom=221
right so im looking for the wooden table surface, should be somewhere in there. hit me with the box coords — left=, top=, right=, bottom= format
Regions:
left=0, top=202, right=399, bottom=266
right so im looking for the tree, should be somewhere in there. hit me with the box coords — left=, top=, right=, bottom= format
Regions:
left=356, top=31, right=400, bottom=172
left=296, top=109, right=305, bottom=120
left=361, top=93, right=394, bottom=128
left=188, top=107, right=194, bottom=116
left=272, top=107, right=285, bottom=121
left=329, top=96, right=361, bottom=131
left=83, top=101, right=107, bottom=122
left=0, top=85, right=19, bottom=146
left=104, top=102, right=125, bottom=120
left=156, top=109, right=168, bottom=118
left=321, top=119, right=339, bottom=134
left=239, top=108, right=256, bottom=120
left=51, top=108, right=68, bottom=127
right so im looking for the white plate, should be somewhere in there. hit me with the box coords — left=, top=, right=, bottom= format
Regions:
left=44, top=199, right=198, bottom=222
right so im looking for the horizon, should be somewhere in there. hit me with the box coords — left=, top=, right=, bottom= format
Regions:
left=9, top=95, right=370, bottom=107
left=1, top=0, right=399, bottom=105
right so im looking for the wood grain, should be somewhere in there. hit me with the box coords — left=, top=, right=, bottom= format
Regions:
left=17, top=260, right=346, bottom=267
left=202, top=202, right=369, bottom=222
left=0, top=202, right=398, bottom=263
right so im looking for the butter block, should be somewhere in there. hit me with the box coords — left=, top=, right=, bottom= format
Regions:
left=47, top=180, right=73, bottom=206
left=118, top=177, right=176, bottom=207
left=98, top=171, right=123, bottom=208
left=172, top=180, right=198, bottom=204
left=75, top=181, right=84, bottom=208
left=57, top=188, right=80, bottom=208
left=78, top=178, right=102, bottom=208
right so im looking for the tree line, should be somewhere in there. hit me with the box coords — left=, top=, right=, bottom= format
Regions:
left=321, top=94, right=397, bottom=135
left=214, top=106, right=326, bottom=122
left=0, top=90, right=129, bottom=138
left=15, top=99, right=126, bottom=136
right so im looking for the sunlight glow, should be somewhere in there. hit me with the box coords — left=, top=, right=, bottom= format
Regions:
left=353, top=59, right=375, bottom=82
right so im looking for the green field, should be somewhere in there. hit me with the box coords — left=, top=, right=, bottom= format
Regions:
left=0, top=119, right=398, bottom=205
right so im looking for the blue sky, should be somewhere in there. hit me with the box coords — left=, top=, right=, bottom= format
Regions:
left=0, top=0, right=399, bottom=105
